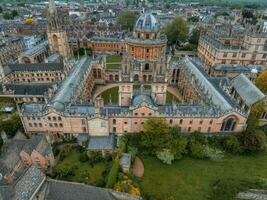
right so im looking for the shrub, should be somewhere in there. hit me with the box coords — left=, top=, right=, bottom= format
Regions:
left=190, top=142, right=206, bottom=159
left=239, top=130, right=267, bottom=153
left=191, top=131, right=206, bottom=144
left=53, top=163, right=77, bottom=178
left=156, top=149, right=175, bottom=165
left=79, top=151, right=89, bottom=163
left=204, top=146, right=224, bottom=161
left=208, top=135, right=222, bottom=148
left=221, top=136, right=241, bottom=154
left=59, top=145, right=73, bottom=161
left=87, top=151, right=103, bottom=166
left=106, top=157, right=120, bottom=188
left=170, top=137, right=188, bottom=159
left=128, top=145, right=138, bottom=158
left=0, top=115, right=23, bottom=138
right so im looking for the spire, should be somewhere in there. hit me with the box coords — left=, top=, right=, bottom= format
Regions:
left=49, top=0, right=57, bottom=15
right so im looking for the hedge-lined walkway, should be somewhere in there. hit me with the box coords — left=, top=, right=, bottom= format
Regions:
left=133, top=157, right=144, bottom=177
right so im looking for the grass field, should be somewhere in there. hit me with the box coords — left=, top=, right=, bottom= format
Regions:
left=140, top=151, right=267, bottom=200
left=106, top=55, right=122, bottom=69
left=54, top=148, right=105, bottom=185
left=98, top=87, right=119, bottom=105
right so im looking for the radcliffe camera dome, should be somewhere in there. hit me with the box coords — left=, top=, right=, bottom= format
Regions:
left=134, top=13, right=160, bottom=32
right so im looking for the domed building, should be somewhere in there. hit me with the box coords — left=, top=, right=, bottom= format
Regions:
left=120, top=12, right=169, bottom=105
left=122, top=13, right=168, bottom=82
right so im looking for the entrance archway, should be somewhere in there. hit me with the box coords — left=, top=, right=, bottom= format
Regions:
left=221, top=117, right=237, bottom=131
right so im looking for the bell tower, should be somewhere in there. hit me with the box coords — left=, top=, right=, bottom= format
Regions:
left=47, top=0, right=72, bottom=60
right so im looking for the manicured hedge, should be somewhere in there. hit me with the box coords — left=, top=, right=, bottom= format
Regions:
left=106, top=157, right=120, bottom=188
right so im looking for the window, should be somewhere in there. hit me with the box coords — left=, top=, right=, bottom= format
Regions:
left=232, top=53, right=237, bottom=58
left=149, top=113, right=152, bottom=116
left=58, top=116, right=62, bottom=121
left=208, top=127, right=211, bottom=132
left=146, top=34, right=149, bottom=39
left=142, top=113, right=145, bottom=116
left=135, top=113, right=138, bottom=116
left=48, top=116, right=51, bottom=121
left=141, top=122, right=144, bottom=124
left=134, top=122, right=138, bottom=124
left=54, top=123, right=58, bottom=127
left=113, top=127, right=116, bottom=133
left=199, top=119, right=203, bottom=125
left=241, top=53, right=246, bottom=58
left=170, top=119, right=173, bottom=124
left=113, top=119, right=116, bottom=125
left=81, top=119, right=86, bottom=125
left=59, top=123, right=63, bottom=127
left=124, top=122, right=127, bottom=124
left=29, top=123, right=32, bottom=127
left=27, top=117, right=30, bottom=120
left=146, top=48, right=149, bottom=53
left=223, top=52, right=227, bottom=57
left=180, top=119, right=183, bottom=124
left=83, top=127, right=86, bottom=132
left=189, top=119, right=193, bottom=125
left=39, top=123, right=42, bottom=127
left=32, top=116, right=35, bottom=120
left=53, top=116, right=56, bottom=121
left=34, top=123, right=37, bottom=127
left=49, top=123, right=53, bottom=127
left=209, top=120, right=213, bottom=125
left=263, top=54, right=267, bottom=59
left=188, top=127, right=191, bottom=132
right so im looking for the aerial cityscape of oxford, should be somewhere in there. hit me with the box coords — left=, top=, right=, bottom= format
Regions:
left=0, top=0, right=267, bottom=199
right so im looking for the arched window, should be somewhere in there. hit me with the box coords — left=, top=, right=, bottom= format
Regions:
left=113, top=119, right=116, bottom=125
left=221, top=117, right=237, bottom=131
left=143, top=75, right=147, bottom=82
left=134, top=74, right=139, bottom=82
left=52, top=34, right=59, bottom=52
left=109, top=74, right=113, bottom=81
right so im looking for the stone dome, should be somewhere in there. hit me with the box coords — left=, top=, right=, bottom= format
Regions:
left=134, top=13, right=160, bottom=32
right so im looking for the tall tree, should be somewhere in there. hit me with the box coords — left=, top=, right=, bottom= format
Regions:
left=141, top=118, right=172, bottom=154
left=165, top=16, right=189, bottom=45
left=189, top=28, right=203, bottom=46
left=117, top=11, right=137, bottom=31
left=256, top=70, right=267, bottom=93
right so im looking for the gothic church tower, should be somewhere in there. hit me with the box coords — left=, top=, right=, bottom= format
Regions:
left=47, top=0, right=72, bottom=60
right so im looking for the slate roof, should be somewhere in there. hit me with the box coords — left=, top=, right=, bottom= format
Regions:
left=132, top=94, right=155, bottom=107
left=4, top=63, right=64, bottom=75
left=231, top=74, right=265, bottom=106
left=88, top=135, right=115, bottom=150
left=20, top=40, right=48, bottom=57
left=43, top=179, right=118, bottom=200
left=0, top=135, right=48, bottom=184
left=0, top=83, right=54, bottom=95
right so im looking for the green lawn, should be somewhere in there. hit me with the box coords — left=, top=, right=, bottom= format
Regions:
left=54, top=148, right=105, bottom=185
left=106, top=55, right=122, bottom=69
left=140, top=151, right=267, bottom=200
left=98, top=87, right=119, bottom=105
left=133, top=85, right=151, bottom=90
left=166, top=91, right=180, bottom=104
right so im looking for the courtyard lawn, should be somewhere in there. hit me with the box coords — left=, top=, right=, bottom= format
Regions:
left=166, top=91, right=180, bottom=104
left=106, top=55, right=122, bottom=69
left=54, top=148, right=105, bottom=185
left=98, top=87, right=119, bottom=105
left=140, top=151, right=267, bottom=200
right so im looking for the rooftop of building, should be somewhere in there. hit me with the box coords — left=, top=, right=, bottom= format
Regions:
left=134, top=12, right=160, bottom=33
left=20, top=40, right=48, bottom=57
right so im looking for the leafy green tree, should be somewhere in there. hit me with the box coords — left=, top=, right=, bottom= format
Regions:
left=11, top=10, right=18, bottom=18
left=239, top=130, right=267, bottom=152
left=156, top=149, right=175, bottom=165
left=117, top=11, right=137, bottom=31
left=54, top=163, right=77, bottom=178
left=190, top=142, right=206, bottom=159
left=106, top=157, right=120, bottom=188
left=221, top=136, right=241, bottom=154
left=3, top=12, right=13, bottom=20
left=0, top=115, right=22, bottom=138
left=256, top=70, right=267, bottom=93
left=170, top=137, right=188, bottom=159
left=188, top=16, right=199, bottom=23
left=0, top=6, right=3, bottom=13
left=141, top=118, right=172, bottom=154
left=242, top=9, right=254, bottom=19
left=165, top=16, right=189, bottom=45
left=189, top=28, right=203, bottom=46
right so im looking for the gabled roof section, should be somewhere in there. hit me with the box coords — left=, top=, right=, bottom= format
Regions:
left=231, top=74, right=265, bottom=106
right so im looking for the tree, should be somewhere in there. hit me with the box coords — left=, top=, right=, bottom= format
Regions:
left=221, top=136, right=241, bottom=154
left=106, top=157, right=120, bottom=188
left=11, top=10, right=18, bottom=18
left=165, top=16, right=189, bottom=45
left=239, top=130, right=267, bottom=152
left=190, top=142, right=206, bottom=159
left=189, top=28, right=203, bottom=46
left=53, top=163, right=77, bottom=178
left=141, top=118, right=172, bottom=154
left=3, top=12, right=13, bottom=20
left=117, top=11, right=137, bottom=31
left=188, top=16, right=199, bottom=23
left=156, top=149, right=175, bottom=165
left=256, top=70, right=267, bottom=93
left=170, top=137, right=188, bottom=159
left=242, top=9, right=254, bottom=19
left=0, top=6, right=2, bottom=13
